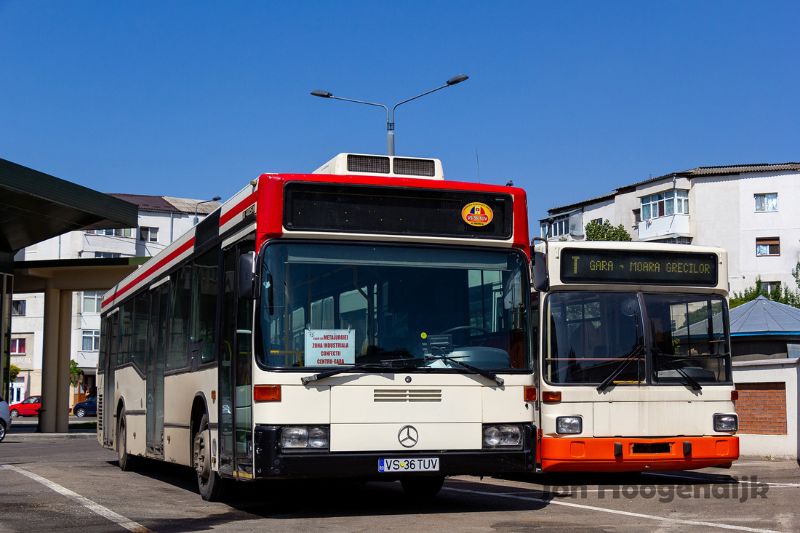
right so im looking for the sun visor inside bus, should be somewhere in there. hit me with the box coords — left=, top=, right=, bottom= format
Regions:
left=283, top=183, right=513, bottom=239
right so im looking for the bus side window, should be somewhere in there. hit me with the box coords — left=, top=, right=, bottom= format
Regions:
left=131, top=292, right=149, bottom=373
left=192, top=247, right=220, bottom=365
left=108, top=312, right=120, bottom=371
left=118, top=302, right=133, bottom=367
left=167, top=263, right=193, bottom=371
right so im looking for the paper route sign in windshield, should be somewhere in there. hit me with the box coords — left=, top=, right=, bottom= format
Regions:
left=305, top=329, right=356, bottom=366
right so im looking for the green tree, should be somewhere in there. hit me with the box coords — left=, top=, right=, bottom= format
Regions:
left=69, top=359, right=82, bottom=387
left=730, top=277, right=800, bottom=309
left=9, top=364, right=20, bottom=382
left=584, top=219, right=632, bottom=242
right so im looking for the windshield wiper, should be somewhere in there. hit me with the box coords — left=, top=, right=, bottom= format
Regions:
left=301, top=358, right=418, bottom=385
left=653, top=352, right=703, bottom=391
left=421, top=354, right=504, bottom=386
left=596, top=343, right=645, bottom=392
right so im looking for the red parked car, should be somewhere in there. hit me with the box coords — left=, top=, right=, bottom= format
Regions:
left=9, top=396, right=41, bottom=418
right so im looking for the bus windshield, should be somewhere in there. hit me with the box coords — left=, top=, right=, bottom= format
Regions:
left=258, top=242, right=531, bottom=371
left=546, top=292, right=730, bottom=385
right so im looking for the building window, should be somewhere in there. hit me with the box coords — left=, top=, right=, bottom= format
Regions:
left=641, top=190, right=689, bottom=221
left=754, top=193, right=778, bottom=212
left=756, top=237, right=780, bottom=257
left=82, top=291, right=103, bottom=313
left=632, top=209, right=641, bottom=225
left=591, top=218, right=602, bottom=224
left=86, top=228, right=133, bottom=237
left=81, top=330, right=101, bottom=351
left=94, top=252, right=121, bottom=259
left=11, top=300, right=26, bottom=316
left=762, top=281, right=781, bottom=294
left=547, top=216, right=569, bottom=237
left=139, top=226, right=159, bottom=242
left=10, top=338, right=26, bottom=355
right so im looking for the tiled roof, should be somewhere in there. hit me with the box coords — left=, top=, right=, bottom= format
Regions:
left=688, top=163, right=800, bottom=176
left=109, top=194, right=180, bottom=212
left=108, top=194, right=221, bottom=214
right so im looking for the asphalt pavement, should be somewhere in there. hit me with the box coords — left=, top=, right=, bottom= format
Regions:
left=0, top=430, right=797, bottom=532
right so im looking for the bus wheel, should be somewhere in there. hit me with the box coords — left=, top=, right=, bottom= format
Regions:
left=400, top=476, right=445, bottom=500
left=193, top=413, right=227, bottom=501
left=117, top=410, right=137, bottom=471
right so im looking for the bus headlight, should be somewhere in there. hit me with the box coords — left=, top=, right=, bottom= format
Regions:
left=482, top=424, right=522, bottom=448
left=280, top=425, right=330, bottom=449
left=556, top=416, right=583, bottom=435
left=713, top=413, right=738, bottom=432
left=307, top=426, right=330, bottom=448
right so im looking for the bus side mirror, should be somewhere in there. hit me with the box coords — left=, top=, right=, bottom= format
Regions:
left=238, top=252, right=255, bottom=299
left=532, top=251, right=549, bottom=292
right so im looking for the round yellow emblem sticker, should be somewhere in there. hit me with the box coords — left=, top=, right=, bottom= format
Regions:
left=461, top=202, right=494, bottom=227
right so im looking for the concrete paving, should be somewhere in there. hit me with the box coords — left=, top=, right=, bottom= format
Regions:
left=0, top=432, right=797, bottom=532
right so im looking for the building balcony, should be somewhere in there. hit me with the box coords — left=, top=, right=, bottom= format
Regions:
left=636, top=214, right=691, bottom=241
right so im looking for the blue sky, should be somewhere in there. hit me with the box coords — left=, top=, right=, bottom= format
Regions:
left=1, top=1, right=798, bottom=223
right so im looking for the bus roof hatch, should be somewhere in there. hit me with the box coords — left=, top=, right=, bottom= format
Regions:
left=313, top=153, right=444, bottom=180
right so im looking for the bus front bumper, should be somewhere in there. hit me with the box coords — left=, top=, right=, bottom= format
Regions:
left=253, top=424, right=536, bottom=479
left=540, top=435, right=739, bottom=472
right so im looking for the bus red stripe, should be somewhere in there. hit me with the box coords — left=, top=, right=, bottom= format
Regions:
left=219, top=191, right=257, bottom=227
left=102, top=237, right=195, bottom=309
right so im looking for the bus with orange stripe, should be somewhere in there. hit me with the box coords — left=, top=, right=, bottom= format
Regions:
left=530, top=240, right=739, bottom=472
left=97, top=153, right=537, bottom=500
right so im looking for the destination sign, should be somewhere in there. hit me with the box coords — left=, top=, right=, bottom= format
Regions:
left=560, top=249, right=718, bottom=286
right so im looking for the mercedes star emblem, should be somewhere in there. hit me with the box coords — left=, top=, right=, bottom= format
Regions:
left=398, top=425, right=419, bottom=448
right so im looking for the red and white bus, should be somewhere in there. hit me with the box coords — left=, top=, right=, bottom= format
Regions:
left=531, top=241, right=739, bottom=472
left=98, top=153, right=537, bottom=500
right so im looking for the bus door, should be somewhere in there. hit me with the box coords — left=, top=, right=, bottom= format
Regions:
left=146, top=281, right=169, bottom=458
left=218, top=242, right=254, bottom=478
left=102, top=312, right=119, bottom=447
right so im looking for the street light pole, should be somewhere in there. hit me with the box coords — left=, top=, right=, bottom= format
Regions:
left=194, top=196, right=221, bottom=224
left=310, top=74, right=468, bottom=156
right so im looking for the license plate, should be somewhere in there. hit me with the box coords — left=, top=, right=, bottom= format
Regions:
left=378, top=457, right=439, bottom=473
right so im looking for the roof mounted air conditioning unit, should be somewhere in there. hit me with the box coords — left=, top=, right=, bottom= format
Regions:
left=313, top=153, right=444, bottom=180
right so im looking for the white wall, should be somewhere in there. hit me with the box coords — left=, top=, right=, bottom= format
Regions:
left=693, top=172, right=800, bottom=294
left=732, top=358, right=799, bottom=460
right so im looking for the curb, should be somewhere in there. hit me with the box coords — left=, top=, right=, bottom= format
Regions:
left=2, top=432, right=97, bottom=440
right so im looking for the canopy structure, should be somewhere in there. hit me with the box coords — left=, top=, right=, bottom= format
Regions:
left=730, top=296, right=800, bottom=337
left=1, top=157, right=139, bottom=431
left=729, top=296, right=800, bottom=360
left=0, top=158, right=138, bottom=260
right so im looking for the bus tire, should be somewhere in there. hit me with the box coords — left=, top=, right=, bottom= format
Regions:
left=193, top=413, right=227, bottom=501
left=400, top=475, right=445, bottom=500
left=117, top=410, right=137, bottom=471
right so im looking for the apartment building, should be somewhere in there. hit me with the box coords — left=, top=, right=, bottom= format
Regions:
left=9, top=194, right=220, bottom=404
left=540, top=163, right=800, bottom=295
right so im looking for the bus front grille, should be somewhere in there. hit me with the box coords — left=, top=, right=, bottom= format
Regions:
left=373, top=389, right=442, bottom=403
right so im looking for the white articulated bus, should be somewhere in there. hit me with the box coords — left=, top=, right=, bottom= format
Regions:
left=530, top=240, right=739, bottom=472
left=97, top=154, right=537, bottom=500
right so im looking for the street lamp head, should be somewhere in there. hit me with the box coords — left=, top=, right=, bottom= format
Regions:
left=446, top=74, right=469, bottom=86
left=311, top=89, right=333, bottom=98
left=211, top=196, right=221, bottom=201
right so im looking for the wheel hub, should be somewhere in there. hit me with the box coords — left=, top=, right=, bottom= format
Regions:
left=194, top=430, right=210, bottom=480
